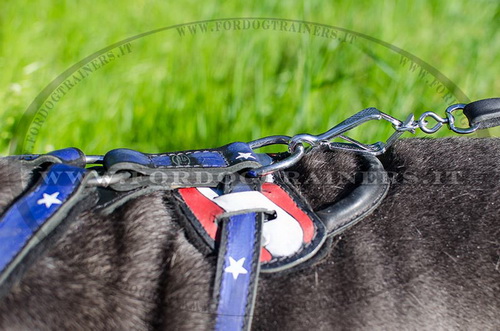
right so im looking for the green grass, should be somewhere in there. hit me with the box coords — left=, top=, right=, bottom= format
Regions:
left=0, top=1, right=499, bottom=156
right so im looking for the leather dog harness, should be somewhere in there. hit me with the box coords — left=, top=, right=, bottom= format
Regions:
left=0, top=98, right=499, bottom=330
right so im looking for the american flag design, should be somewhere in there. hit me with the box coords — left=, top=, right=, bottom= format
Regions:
left=177, top=180, right=326, bottom=269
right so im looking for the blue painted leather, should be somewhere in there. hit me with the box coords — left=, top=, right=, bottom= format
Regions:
left=215, top=181, right=262, bottom=331
left=1, top=142, right=271, bottom=329
left=47, top=148, right=85, bottom=164
left=215, top=212, right=259, bottom=331
left=0, top=163, right=87, bottom=275
left=15, top=148, right=86, bottom=167
left=104, top=142, right=260, bottom=169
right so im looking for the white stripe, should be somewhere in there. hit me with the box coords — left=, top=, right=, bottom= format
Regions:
left=197, top=187, right=219, bottom=200
left=197, top=188, right=303, bottom=257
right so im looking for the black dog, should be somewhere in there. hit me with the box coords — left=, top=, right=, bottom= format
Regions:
left=0, top=137, right=498, bottom=330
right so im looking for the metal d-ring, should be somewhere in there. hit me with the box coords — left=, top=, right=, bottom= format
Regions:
left=85, top=155, right=104, bottom=164
left=247, top=135, right=306, bottom=177
left=445, top=103, right=479, bottom=134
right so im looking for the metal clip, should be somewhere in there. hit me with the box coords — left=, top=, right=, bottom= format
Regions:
left=247, top=108, right=414, bottom=177
left=288, top=107, right=401, bottom=152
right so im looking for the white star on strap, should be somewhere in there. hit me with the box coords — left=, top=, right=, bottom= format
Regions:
left=224, top=257, right=248, bottom=280
left=235, top=152, right=256, bottom=160
left=37, top=192, right=62, bottom=208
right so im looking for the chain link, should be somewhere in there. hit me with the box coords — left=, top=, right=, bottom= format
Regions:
left=248, top=103, right=479, bottom=177
left=392, top=104, right=478, bottom=135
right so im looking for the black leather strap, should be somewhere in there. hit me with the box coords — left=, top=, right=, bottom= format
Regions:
left=316, top=153, right=389, bottom=236
left=463, top=98, right=500, bottom=129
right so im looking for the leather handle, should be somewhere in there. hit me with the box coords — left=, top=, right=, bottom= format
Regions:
left=316, top=153, right=389, bottom=236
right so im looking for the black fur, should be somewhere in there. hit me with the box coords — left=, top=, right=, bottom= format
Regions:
left=0, top=137, right=498, bottom=330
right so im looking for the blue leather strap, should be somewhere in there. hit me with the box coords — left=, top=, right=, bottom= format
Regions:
left=12, top=147, right=86, bottom=167
left=104, top=142, right=265, bottom=171
left=214, top=182, right=263, bottom=331
left=0, top=163, right=95, bottom=297
left=103, top=142, right=272, bottom=191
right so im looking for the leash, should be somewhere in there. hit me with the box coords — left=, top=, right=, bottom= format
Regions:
left=0, top=98, right=498, bottom=330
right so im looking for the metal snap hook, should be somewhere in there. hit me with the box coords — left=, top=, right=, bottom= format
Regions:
left=247, top=108, right=405, bottom=177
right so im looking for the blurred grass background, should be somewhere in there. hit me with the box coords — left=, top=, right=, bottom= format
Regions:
left=0, top=1, right=498, bottom=156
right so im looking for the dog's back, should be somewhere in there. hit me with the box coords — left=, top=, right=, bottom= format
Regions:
left=0, top=138, right=498, bottom=330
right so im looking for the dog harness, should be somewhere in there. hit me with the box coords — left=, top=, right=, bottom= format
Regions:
left=0, top=98, right=499, bottom=330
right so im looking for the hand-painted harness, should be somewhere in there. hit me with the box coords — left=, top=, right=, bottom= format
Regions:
left=0, top=98, right=499, bottom=331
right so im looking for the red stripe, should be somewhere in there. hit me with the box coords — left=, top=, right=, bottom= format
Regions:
left=261, top=248, right=272, bottom=262
left=178, top=188, right=222, bottom=238
left=261, top=183, right=314, bottom=243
